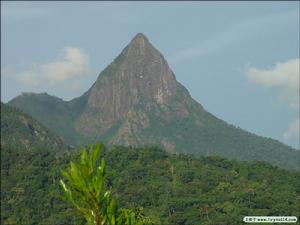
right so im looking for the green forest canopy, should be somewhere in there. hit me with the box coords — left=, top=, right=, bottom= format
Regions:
left=1, top=143, right=299, bottom=225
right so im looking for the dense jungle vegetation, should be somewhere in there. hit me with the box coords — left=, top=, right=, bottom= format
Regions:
left=1, top=103, right=299, bottom=225
left=1, top=144, right=299, bottom=225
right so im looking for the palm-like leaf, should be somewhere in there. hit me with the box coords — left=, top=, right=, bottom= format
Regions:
left=60, top=144, right=150, bottom=225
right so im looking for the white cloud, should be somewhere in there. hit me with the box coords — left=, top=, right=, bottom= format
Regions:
left=15, top=47, right=90, bottom=86
left=283, top=118, right=299, bottom=141
left=42, top=47, right=90, bottom=83
left=244, top=58, right=299, bottom=142
left=245, top=58, right=299, bottom=110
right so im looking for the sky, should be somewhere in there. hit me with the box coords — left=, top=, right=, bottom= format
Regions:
left=1, top=1, right=299, bottom=148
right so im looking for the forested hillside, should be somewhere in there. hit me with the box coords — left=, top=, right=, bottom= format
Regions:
left=1, top=103, right=66, bottom=151
left=1, top=144, right=299, bottom=225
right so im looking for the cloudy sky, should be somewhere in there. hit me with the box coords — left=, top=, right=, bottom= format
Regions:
left=1, top=2, right=299, bottom=148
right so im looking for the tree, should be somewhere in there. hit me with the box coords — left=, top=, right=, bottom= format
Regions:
left=60, top=143, right=139, bottom=225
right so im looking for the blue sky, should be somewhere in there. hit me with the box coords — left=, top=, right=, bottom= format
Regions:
left=1, top=1, right=299, bottom=148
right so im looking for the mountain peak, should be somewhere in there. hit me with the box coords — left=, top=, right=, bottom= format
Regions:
left=130, top=33, right=149, bottom=45
left=127, top=33, right=153, bottom=56
left=132, top=32, right=148, bottom=41
left=9, top=34, right=300, bottom=170
left=76, top=33, right=185, bottom=137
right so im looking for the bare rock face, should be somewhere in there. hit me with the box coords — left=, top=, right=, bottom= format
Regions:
left=75, top=33, right=190, bottom=140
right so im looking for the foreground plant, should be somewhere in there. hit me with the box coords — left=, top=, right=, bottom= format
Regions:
left=60, top=143, right=149, bottom=225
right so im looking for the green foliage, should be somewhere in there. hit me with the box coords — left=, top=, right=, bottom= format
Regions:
left=104, top=147, right=300, bottom=225
left=60, top=144, right=151, bottom=225
left=8, top=94, right=88, bottom=145
left=1, top=139, right=299, bottom=224
left=1, top=146, right=79, bottom=225
left=1, top=102, right=65, bottom=151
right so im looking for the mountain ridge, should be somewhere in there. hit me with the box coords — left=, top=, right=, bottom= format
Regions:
left=1, top=102, right=66, bottom=151
left=9, top=33, right=300, bottom=170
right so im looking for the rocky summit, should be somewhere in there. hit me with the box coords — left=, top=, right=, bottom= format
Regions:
left=75, top=33, right=200, bottom=146
left=9, top=33, right=300, bottom=170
